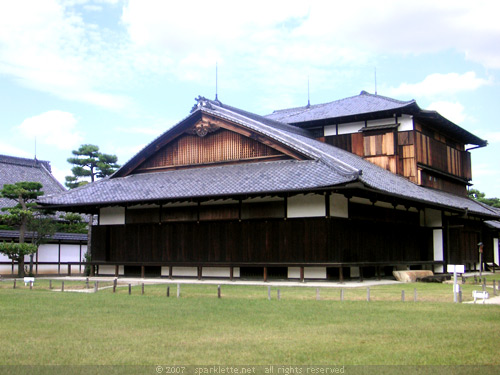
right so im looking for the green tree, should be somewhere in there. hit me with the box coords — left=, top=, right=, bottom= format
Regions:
left=0, top=182, right=44, bottom=277
left=65, top=144, right=120, bottom=189
left=468, top=189, right=500, bottom=208
left=27, top=214, right=57, bottom=276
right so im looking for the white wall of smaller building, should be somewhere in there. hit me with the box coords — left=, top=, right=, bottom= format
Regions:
left=100, top=207, right=125, bottom=225
left=287, top=194, right=325, bottom=218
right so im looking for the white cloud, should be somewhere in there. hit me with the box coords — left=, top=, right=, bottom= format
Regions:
left=0, top=0, right=133, bottom=110
left=388, top=72, right=491, bottom=98
left=17, top=111, right=83, bottom=151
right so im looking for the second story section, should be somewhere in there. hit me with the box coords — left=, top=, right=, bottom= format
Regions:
left=267, top=91, right=487, bottom=196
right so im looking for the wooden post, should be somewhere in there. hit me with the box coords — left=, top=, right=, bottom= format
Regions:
left=401, top=290, right=405, bottom=302
left=263, top=267, right=268, bottom=282
left=128, top=283, right=131, bottom=295
left=494, top=280, right=497, bottom=296
left=316, top=288, right=320, bottom=301
left=68, top=264, right=71, bottom=276
left=61, top=281, right=64, bottom=292
left=197, top=266, right=202, bottom=280
left=94, top=281, right=98, bottom=293
left=141, top=283, right=144, bottom=295
left=277, top=289, right=281, bottom=301
left=169, top=266, right=173, bottom=280
left=340, top=289, right=344, bottom=302
left=458, top=287, right=463, bottom=303
left=167, top=286, right=170, bottom=297
left=177, top=283, right=180, bottom=298
left=141, top=265, right=145, bottom=279
left=49, top=280, right=53, bottom=289
left=268, top=286, right=271, bottom=300
left=113, top=279, right=117, bottom=293
left=367, top=287, right=370, bottom=302
left=13, top=279, right=16, bottom=289
left=300, top=267, right=305, bottom=283
left=115, top=265, right=119, bottom=278
left=230, top=267, right=234, bottom=281
left=217, top=285, right=221, bottom=299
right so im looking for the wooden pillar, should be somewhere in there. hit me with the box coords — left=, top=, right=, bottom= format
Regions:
left=115, top=265, right=119, bottom=278
left=359, top=267, right=364, bottom=282
left=263, top=267, right=268, bottom=282
left=67, top=264, right=71, bottom=276
left=300, top=267, right=305, bottom=282
left=197, top=266, right=202, bottom=280
left=58, top=241, right=61, bottom=275
left=339, top=266, right=344, bottom=283
left=169, top=265, right=173, bottom=279
left=230, top=267, right=234, bottom=281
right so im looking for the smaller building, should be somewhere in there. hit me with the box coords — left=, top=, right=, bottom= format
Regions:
left=0, top=154, right=88, bottom=275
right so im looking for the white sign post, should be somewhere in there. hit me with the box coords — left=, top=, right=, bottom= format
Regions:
left=447, top=265, right=465, bottom=303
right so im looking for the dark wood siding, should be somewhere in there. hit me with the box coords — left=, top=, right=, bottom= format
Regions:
left=91, top=216, right=431, bottom=265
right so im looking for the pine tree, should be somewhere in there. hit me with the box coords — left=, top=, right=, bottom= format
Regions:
left=65, top=144, right=120, bottom=188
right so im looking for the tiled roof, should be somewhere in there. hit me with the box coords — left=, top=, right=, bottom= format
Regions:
left=266, top=91, right=415, bottom=123
left=0, top=155, right=66, bottom=213
left=38, top=98, right=499, bottom=219
left=266, top=91, right=486, bottom=146
left=0, top=230, right=87, bottom=242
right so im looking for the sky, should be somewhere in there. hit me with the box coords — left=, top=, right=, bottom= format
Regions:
left=0, top=0, right=499, bottom=197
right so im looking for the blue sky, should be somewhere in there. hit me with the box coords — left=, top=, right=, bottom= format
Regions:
left=1, top=0, right=499, bottom=197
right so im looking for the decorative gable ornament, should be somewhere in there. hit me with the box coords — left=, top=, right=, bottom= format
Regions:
left=187, top=120, right=220, bottom=137
left=191, top=95, right=213, bottom=113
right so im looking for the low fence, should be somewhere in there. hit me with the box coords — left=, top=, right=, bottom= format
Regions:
left=0, top=260, right=446, bottom=282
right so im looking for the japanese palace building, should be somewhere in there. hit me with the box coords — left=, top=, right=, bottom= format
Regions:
left=38, top=92, right=500, bottom=280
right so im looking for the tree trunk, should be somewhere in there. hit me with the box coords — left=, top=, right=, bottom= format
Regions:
left=18, top=256, right=25, bottom=278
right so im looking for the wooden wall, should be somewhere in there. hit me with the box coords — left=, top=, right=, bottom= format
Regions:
left=324, top=126, right=471, bottom=195
left=136, top=128, right=285, bottom=172
left=92, top=215, right=431, bottom=265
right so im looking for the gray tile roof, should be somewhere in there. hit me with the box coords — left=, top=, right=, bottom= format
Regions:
left=266, top=91, right=415, bottom=123
left=0, top=229, right=87, bottom=242
left=38, top=98, right=499, bottom=219
left=266, top=91, right=487, bottom=146
left=0, top=155, right=66, bottom=213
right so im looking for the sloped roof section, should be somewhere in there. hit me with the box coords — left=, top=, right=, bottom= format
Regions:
left=267, top=91, right=487, bottom=147
left=0, top=155, right=66, bottom=212
left=38, top=97, right=498, bottom=219
left=267, top=91, right=415, bottom=123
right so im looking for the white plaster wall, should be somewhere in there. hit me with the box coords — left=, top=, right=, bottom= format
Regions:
left=330, top=193, right=348, bottom=218
left=36, top=244, right=59, bottom=262
left=59, top=244, right=81, bottom=262
left=98, top=265, right=124, bottom=276
left=287, top=194, right=325, bottom=218
left=398, top=115, right=414, bottom=131
left=202, top=267, right=240, bottom=278
left=337, top=121, right=364, bottom=135
left=172, top=267, right=198, bottom=277
left=494, top=238, right=499, bottom=266
left=324, top=125, right=337, bottom=136
left=100, top=207, right=125, bottom=225
left=433, top=229, right=444, bottom=262
left=287, top=267, right=326, bottom=279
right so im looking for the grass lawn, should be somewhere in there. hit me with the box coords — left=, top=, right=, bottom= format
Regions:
left=0, top=277, right=499, bottom=371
